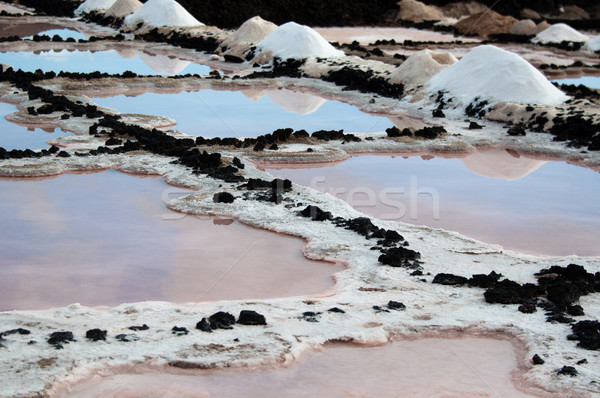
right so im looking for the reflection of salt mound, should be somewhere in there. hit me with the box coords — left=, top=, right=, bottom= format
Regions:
left=389, top=49, right=457, bottom=86
left=137, top=52, right=190, bottom=75
left=106, top=0, right=142, bottom=18
left=241, top=88, right=265, bottom=101
left=223, top=16, right=277, bottom=57
left=257, top=22, right=344, bottom=60
left=265, top=89, right=326, bottom=115
left=584, top=36, right=600, bottom=52
left=116, top=49, right=137, bottom=58
left=462, top=149, right=547, bottom=180
left=75, top=0, right=118, bottom=15
left=124, top=0, right=203, bottom=28
left=532, top=23, right=589, bottom=44
left=427, top=45, right=567, bottom=105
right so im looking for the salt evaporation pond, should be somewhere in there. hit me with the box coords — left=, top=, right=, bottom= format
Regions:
left=24, top=28, right=88, bottom=41
left=268, top=150, right=600, bottom=256
left=552, top=76, right=600, bottom=89
left=0, top=170, right=343, bottom=310
left=0, top=50, right=211, bottom=76
left=57, top=337, right=540, bottom=398
left=0, top=102, right=71, bottom=149
left=92, top=88, right=393, bottom=137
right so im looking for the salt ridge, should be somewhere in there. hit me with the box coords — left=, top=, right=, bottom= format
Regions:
left=389, top=49, right=457, bottom=86
left=426, top=45, right=567, bottom=105
left=124, top=0, right=203, bottom=28
left=105, top=0, right=142, bottom=18
left=257, top=22, right=344, bottom=60
left=585, top=35, right=600, bottom=53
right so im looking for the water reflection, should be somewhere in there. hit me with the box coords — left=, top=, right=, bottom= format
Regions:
left=24, top=28, right=88, bottom=41
left=0, top=170, right=342, bottom=310
left=268, top=151, right=600, bottom=256
left=92, top=88, right=393, bottom=137
left=552, top=76, right=600, bottom=89
left=0, top=102, right=71, bottom=150
left=0, top=49, right=211, bottom=76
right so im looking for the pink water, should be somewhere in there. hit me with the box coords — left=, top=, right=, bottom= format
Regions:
left=267, top=150, right=600, bottom=256
left=56, top=337, right=545, bottom=398
left=0, top=170, right=343, bottom=310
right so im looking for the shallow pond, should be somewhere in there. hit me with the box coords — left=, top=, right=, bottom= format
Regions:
left=552, top=76, right=600, bottom=89
left=0, top=49, right=211, bottom=76
left=57, top=337, right=540, bottom=398
left=24, top=28, right=88, bottom=41
left=92, top=88, right=393, bottom=138
left=268, top=150, right=600, bottom=256
left=0, top=170, right=343, bottom=310
left=0, top=102, right=71, bottom=150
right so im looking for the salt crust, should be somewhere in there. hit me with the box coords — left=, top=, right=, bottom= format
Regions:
left=75, top=0, right=118, bottom=15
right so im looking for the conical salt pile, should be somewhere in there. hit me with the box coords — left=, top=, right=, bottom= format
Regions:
left=389, top=49, right=457, bottom=86
left=256, top=22, right=344, bottom=59
left=427, top=45, right=567, bottom=105
left=124, top=0, right=203, bottom=28
left=222, top=16, right=277, bottom=57
left=75, top=0, right=118, bottom=15
left=532, top=23, right=589, bottom=44
left=105, top=0, right=142, bottom=18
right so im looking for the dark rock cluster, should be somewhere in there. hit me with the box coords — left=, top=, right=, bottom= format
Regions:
left=323, top=67, right=405, bottom=98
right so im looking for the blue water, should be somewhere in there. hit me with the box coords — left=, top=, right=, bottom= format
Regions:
left=553, top=76, right=600, bottom=89
left=0, top=102, right=71, bottom=150
left=93, top=89, right=393, bottom=138
left=270, top=153, right=600, bottom=256
left=0, top=50, right=211, bottom=76
left=24, top=28, right=88, bottom=41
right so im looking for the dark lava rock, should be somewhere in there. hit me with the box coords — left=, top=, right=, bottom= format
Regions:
left=432, top=273, right=468, bottom=286
left=224, top=54, right=245, bottom=63
left=237, top=310, right=267, bottom=326
left=387, top=301, right=406, bottom=310
left=569, top=320, right=600, bottom=350
left=576, top=358, right=587, bottom=365
left=557, top=366, right=578, bottom=377
left=484, top=280, right=537, bottom=305
left=268, top=143, right=279, bottom=150
left=567, top=305, right=585, bottom=316
left=507, top=125, right=526, bottom=136
left=172, top=326, right=189, bottom=336
left=2, top=328, right=31, bottom=336
left=414, top=126, right=445, bottom=139
left=271, top=178, right=292, bottom=191
left=196, top=318, right=212, bottom=333
left=385, top=126, right=401, bottom=137
left=232, top=157, right=244, bottom=169
left=299, top=205, right=332, bottom=221
left=299, top=311, right=320, bottom=322
left=532, top=354, right=545, bottom=365
left=432, top=109, right=445, bottom=118
left=323, top=66, right=404, bottom=98
left=47, top=331, right=75, bottom=349
left=328, top=307, right=346, bottom=314
left=213, top=192, right=235, bottom=203
left=469, top=121, right=483, bottom=130
left=128, top=324, right=149, bottom=331
left=373, top=305, right=390, bottom=313
left=378, top=247, right=421, bottom=268
left=209, top=312, right=236, bottom=330
left=56, top=151, right=71, bottom=158
left=115, top=333, right=139, bottom=342
left=518, top=303, right=537, bottom=314
left=85, top=329, right=107, bottom=341
left=546, top=314, right=575, bottom=324
left=468, top=271, right=501, bottom=288
left=253, top=142, right=265, bottom=151
left=105, top=137, right=122, bottom=146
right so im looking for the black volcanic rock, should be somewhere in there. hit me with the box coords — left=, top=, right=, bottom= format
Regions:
left=237, top=310, right=267, bottom=325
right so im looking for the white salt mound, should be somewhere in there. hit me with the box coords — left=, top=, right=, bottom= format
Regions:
left=257, top=22, right=344, bottom=59
left=105, top=0, right=142, bottom=18
left=124, top=0, right=203, bottom=28
left=75, top=0, right=117, bottom=15
left=532, top=23, right=589, bottom=44
left=389, top=49, right=457, bottom=86
left=426, top=45, right=567, bottom=105
left=584, top=35, right=600, bottom=52
left=222, top=16, right=277, bottom=57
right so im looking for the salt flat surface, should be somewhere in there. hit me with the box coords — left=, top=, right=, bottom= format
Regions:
left=315, top=26, right=479, bottom=44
